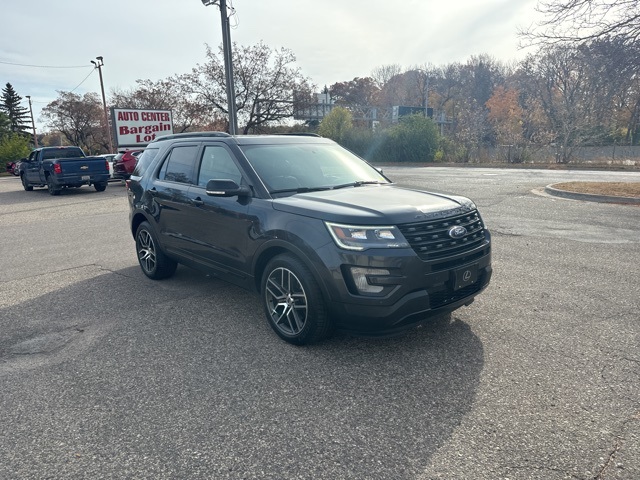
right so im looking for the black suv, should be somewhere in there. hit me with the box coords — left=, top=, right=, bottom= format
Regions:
left=127, top=132, right=491, bottom=344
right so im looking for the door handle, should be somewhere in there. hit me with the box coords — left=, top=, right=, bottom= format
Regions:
left=190, top=198, right=204, bottom=206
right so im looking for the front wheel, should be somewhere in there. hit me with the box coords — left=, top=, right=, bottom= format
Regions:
left=261, top=254, right=333, bottom=345
left=21, top=174, right=33, bottom=191
left=135, top=221, right=177, bottom=280
left=94, top=182, right=107, bottom=192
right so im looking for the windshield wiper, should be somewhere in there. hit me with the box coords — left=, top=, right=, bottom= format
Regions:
left=331, top=180, right=386, bottom=190
left=270, top=186, right=331, bottom=194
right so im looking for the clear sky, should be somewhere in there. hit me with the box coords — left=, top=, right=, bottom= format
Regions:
left=0, top=0, right=542, bottom=130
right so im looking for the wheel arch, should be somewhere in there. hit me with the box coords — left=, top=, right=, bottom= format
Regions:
left=131, top=211, right=151, bottom=239
left=252, top=242, right=332, bottom=302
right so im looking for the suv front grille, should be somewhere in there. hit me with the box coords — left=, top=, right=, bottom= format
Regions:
left=398, top=210, right=486, bottom=262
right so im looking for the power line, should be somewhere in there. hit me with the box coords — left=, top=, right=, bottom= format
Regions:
left=69, top=68, right=96, bottom=93
left=0, top=59, right=89, bottom=69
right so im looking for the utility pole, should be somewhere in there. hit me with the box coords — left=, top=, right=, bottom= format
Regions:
left=25, top=95, right=38, bottom=148
left=91, top=56, right=114, bottom=152
left=422, top=71, right=429, bottom=117
left=201, top=0, right=238, bottom=135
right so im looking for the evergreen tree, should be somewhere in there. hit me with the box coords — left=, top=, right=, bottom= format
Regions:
left=1, top=83, right=30, bottom=136
left=0, top=112, right=11, bottom=139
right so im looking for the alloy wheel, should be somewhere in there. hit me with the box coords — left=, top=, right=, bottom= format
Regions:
left=137, top=229, right=157, bottom=274
left=265, top=267, right=308, bottom=336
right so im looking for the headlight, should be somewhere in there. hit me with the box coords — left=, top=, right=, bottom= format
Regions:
left=325, top=222, right=409, bottom=251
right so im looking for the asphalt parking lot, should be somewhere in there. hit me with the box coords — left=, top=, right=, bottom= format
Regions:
left=1, top=167, right=639, bottom=480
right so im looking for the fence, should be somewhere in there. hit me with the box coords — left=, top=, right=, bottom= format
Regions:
left=476, top=145, right=640, bottom=166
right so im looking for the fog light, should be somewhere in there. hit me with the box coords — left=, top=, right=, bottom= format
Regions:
left=350, top=267, right=390, bottom=294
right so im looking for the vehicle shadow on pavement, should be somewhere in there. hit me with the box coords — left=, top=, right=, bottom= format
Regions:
left=0, top=265, right=483, bottom=480
left=0, top=182, right=119, bottom=208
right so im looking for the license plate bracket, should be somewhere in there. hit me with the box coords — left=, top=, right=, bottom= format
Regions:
left=453, top=263, right=478, bottom=290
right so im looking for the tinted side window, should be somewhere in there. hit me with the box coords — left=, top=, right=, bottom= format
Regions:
left=132, top=148, right=159, bottom=177
left=158, top=145, right=199, bottom=184
left=197, top=145, right=242, bottom=186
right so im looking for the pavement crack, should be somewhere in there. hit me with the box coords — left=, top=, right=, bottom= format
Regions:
left=489, top=228, right=523, bottom=237
left=594, top=437, right=623, bottom=479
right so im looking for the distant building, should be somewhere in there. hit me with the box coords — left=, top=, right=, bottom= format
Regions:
left=294, top=92, right=335, bottom=121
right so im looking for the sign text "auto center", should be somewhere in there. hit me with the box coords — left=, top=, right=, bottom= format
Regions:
left=112, top=108, right=174, bottom=148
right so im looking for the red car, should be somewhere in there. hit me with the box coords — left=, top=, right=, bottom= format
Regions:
left=6, top=160, right=21, bottom=176
left=112, top=150, right=142, bottom=180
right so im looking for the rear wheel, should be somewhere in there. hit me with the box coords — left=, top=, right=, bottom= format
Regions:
left=135, top=221, right=177, bottom=280
left=94, top=182, right=107, bottom=192
left=261, top=254, right=333, bottom=345
left=21, top=174, right=33, bottom=191
left=47, top=176, right=60, bottom=196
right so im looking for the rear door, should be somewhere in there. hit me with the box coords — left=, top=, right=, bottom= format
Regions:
left=149, top=142, right=200, bottom=256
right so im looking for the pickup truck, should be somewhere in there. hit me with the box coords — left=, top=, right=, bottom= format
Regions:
left=19, top=146, right=110, bottom=195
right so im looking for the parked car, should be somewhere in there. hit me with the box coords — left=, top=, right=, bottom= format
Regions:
left=127, top=132, right=492, bottom=345
left=5, top=160, right=23, bottom=176
left=98, top=154, right=117, bottom=180
left=5, top=161, right=16, bottom=175
left=113, top=150, right=142, bottom=180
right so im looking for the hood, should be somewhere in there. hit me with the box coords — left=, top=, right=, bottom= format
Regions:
left=272, top=185, right=476, bottom=224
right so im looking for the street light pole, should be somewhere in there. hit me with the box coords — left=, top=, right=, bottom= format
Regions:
left=25, top=95, right=38, bottom=148
left=201, top=0, right=238, bottom=135
left=91, top=56, right=114, bottom=152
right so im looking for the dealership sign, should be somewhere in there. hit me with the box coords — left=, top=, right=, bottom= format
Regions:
left=112, top=108, right=174, bottom=148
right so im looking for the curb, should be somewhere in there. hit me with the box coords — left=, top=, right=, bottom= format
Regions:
left=544, top=184, right=640, bottom=205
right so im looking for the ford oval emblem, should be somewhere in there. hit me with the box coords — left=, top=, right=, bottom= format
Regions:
left=448, top=226, right=467, bottom=239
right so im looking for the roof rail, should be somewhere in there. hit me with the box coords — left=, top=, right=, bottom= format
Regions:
left=275, top=133, right=321, bottom=137
left=149, top=131, right=231, bottom=143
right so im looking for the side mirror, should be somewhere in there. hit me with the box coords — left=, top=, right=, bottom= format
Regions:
left=205, top=179, right=251, bottom=198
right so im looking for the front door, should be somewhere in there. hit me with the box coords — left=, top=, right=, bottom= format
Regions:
left=182, top=143, right=253, bottom=283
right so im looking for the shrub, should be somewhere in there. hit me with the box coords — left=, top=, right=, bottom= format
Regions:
left=372, top=115, right=440, bottom=163
left=0, top=134, right=30, bottom=171
left=318, top=106, right=353, bottom=142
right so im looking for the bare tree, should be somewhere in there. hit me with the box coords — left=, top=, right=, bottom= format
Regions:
left=182, top=42, right=315, bottom=134
left=41, top=91, right=106, bottom=153
left=110, top=79, right=211, bottom=133
left=371, top=64, right=403, bottom=89
left=523, top=0, right=640, bottom=46
left=518, top=46, right=614, bottom=161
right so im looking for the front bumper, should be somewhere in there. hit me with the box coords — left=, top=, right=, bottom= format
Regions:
left=316, top=240, right=492, bottom=336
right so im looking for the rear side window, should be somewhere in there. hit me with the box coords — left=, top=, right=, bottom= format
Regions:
left=42, top=147, right=85, bottom=160
left=158, top=145, right=199, bottom=184
left=132, top=148, right=160, bottom=177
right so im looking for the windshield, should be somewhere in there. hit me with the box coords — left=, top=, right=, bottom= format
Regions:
left=239, top=143, right=388, bottom=194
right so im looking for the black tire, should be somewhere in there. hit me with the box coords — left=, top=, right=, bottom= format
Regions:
left=47, top=176, right=60, bottom=196
left=261, top=254, right=333, bottom=345
left=94, top=182, right=107, bottom=192
left=21, top=174, right=33, bottom=191
left=135, top=221, right=177, bottom=280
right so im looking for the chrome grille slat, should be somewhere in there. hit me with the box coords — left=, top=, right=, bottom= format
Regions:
left=398, top=210, right=487, bottom=261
